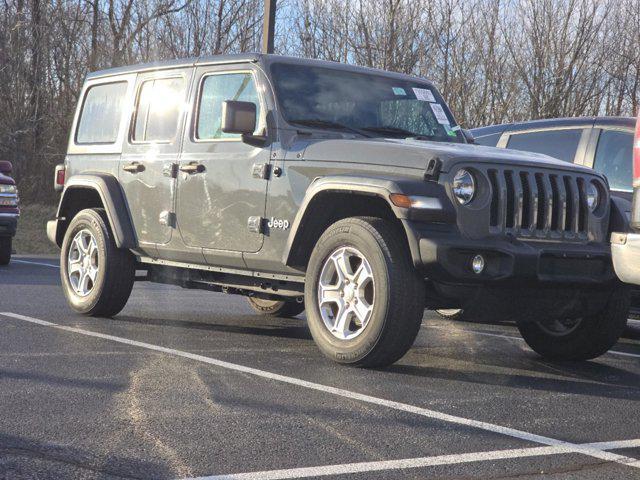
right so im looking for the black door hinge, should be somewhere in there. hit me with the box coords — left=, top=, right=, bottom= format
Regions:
left=252, top=163, right=271, bottom=180
left=248, top=216, right=264, bottom=234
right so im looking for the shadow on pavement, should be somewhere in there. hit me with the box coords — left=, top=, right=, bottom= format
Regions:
left=0, top=369, right=126, bottom=393
left=388, top=354, right=640, bottom=402
left=0, top=432, right=172, bottom=479
left=114, top=315, right=312, bottom=340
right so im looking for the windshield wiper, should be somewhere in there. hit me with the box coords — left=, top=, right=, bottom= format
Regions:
left=288, top=119, right=373, bottom=138
left=359, top=125, right=430, bottom=139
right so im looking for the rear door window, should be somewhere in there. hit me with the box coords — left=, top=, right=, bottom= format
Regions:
left=76, top=82, right=127, bottom=144
left=593, top=130, right=633, bottom=192
left=506, top=129, right=583, bottom=162
left=133, top=77, right=185, bottom=143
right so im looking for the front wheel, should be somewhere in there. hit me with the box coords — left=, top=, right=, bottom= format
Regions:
left=246, top=297, right=305, bottom=317
left=517, top=287, right=630, bottom=360
left=305, top=217, right=425, bottom=368
left=60, top=208, right=135, bottom=317
left=0, top=237, right=11, bottom=265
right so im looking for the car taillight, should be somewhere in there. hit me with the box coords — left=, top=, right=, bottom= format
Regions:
left=54, top=164, right=65, bottom=192
left=634, top=114, right=640, bottom=184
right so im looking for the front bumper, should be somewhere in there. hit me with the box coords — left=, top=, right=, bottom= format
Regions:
left=611, top=232, right=640, bottom=285
left=407, top=223, right=615, bottom=285
left=0, top=212, right=18, bottom=237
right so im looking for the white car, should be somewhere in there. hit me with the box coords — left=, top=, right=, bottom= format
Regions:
left=612, top=115, right=640, bottom=284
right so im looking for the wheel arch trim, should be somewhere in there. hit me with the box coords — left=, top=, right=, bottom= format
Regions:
left=282, top=176, right=414, bottom=267
left=52, top=173, right=136, bottom=249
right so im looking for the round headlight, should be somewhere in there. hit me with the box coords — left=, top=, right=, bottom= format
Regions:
left=452, top=169, right=475, bottom=205
left=586, top=181, right=599, bottom=212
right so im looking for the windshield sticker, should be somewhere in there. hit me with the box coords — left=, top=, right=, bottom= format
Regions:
left=430, top=103, right=449, bottom=124
left=392, top=87, right=406, bottom=96
left=412, top=88, right=436, bottom=102
left=444, top=124, right=457, bottom=137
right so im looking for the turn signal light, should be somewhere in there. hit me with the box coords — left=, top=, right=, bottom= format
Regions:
left=389, top=194, right=442, bottom=210
left=389, top=194, right=413, bottom=208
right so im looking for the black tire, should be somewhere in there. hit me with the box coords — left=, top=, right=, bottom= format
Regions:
left=516, top=287, right=630, bottom=360
left=246, top=297, right=305, bottom=317
left=60, top=208, right=135, bottom=317
left=0, top=237, right=11, bottom=265
left=305, top=216, right=425, bottom=368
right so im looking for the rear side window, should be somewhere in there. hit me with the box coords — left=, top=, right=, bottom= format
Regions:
left=76, top=82, right=127, bottom=144
left=506, top=129, right=583, bottom=162
left=133, top=77, right=185, bottom=142
left=593, top=130, right=633, bottom=192
left=196, top=72, right=261, bottom=140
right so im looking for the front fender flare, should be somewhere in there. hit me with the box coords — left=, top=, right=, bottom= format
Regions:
left=282, top=175, right=432, bottom=267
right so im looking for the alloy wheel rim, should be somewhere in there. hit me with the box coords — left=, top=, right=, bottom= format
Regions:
left=317, top=246, right=375, bottom=340
left=537, top=317, right=583, bottom=337
left=68, top=229, right=99, bottom=297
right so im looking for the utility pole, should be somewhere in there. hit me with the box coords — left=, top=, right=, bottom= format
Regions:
left=262, top=0, right=277, bottom=54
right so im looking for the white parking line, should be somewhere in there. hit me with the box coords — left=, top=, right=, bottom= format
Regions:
left=188, top=438, right=640, bottom=480
left=428, top=325, right=640, bottom=359
left=1, top=311, right=639, bottom=473
left=11, top=259, right=59, bottom=269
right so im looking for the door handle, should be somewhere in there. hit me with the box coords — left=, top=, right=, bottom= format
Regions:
left=179, top=163, right=205, bottom=174
left=123, top=162, right=145, bottom=173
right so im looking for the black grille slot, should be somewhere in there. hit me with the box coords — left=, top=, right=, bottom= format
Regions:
left=488, top=170, right=499, bottom=227
left=563, top=176, right=574, bottom=232
left=535, top=173, right=546, bottom=230
left=505, top=171, right=515, bottom=228
left=550, top=175, right=560, bottom=231
left=520, top=172, right=531, bottom=230
left=577, top=177, right=588, bottom=232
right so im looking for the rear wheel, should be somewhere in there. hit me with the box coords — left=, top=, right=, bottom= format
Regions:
left=517, top=287, right=630, bottom=360
left=305, top=217, right=425, bottom=368
left=246, top=297, right=305, bottom=318
left=0, top=237, right=11, bottom=265
left=60, top=208, right=135, bottom=317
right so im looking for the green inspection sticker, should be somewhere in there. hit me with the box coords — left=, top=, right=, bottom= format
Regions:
left=444, top=124, right=457, bottom=137
left=392, top=87, right=406, bottom=96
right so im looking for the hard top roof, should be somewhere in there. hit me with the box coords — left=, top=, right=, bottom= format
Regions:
left=86, top=53, right=434, bottom=85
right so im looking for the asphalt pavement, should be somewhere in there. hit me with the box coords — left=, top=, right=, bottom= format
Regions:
left=1, top=256, right=640, bottom=480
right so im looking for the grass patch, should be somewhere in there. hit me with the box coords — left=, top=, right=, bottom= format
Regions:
left=14, top=203, right=58, bottom=254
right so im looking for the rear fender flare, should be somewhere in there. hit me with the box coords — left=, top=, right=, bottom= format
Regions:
left=55, top=173, right=136, bottom=249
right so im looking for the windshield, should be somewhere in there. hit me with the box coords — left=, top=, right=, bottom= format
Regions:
left=270, top=62, right=463, bottom=143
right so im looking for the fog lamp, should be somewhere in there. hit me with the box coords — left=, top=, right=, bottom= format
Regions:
left=471, top=254, right=485, bottom=274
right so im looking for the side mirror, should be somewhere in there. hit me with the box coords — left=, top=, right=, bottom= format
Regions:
left=0, top=161, right=12, bottom=175
left=221, top=100, right=257, bottom=135
left=462, top=129, right=475, bottom=144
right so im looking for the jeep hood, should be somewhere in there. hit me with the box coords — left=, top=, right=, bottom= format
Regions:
left=300, top=137, right=595, bottom=175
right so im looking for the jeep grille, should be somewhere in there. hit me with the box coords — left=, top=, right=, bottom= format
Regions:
left=487, top=168, right=597, bottom=240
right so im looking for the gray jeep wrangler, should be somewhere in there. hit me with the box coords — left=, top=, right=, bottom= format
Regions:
left=47, top=54, right=628, bottom=367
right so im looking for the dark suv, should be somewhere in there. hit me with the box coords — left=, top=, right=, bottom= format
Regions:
left=0, top=161, right=18, bottom=265
left=47, top=54, right=629, bottom=367
left=472, top=117, right=634, bottom=200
